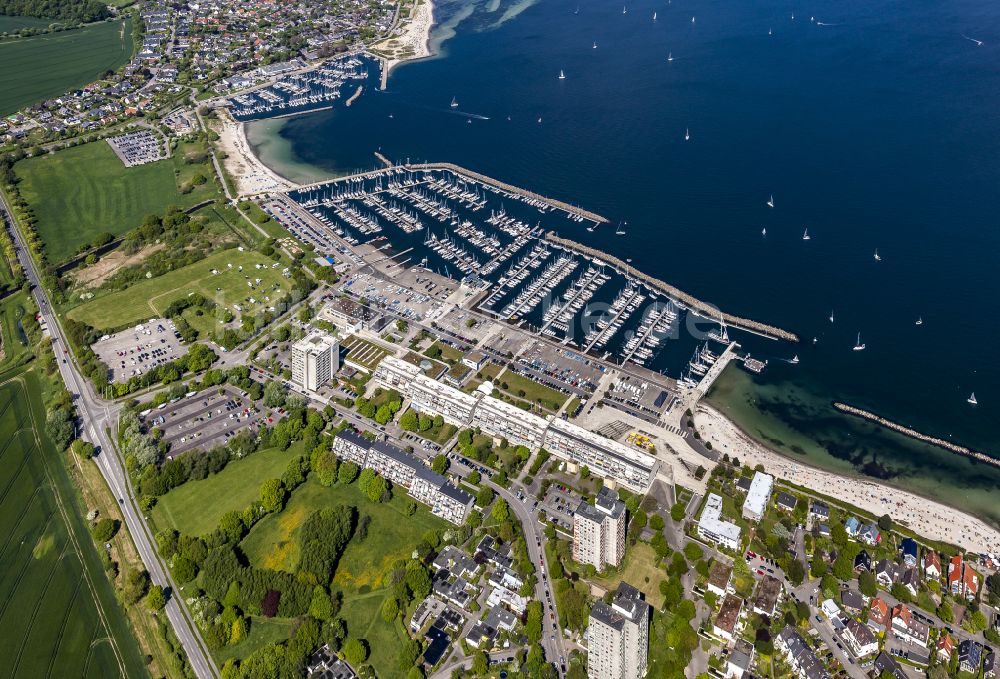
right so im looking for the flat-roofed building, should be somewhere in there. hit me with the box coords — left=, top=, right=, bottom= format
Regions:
left=587, top=583, right=650, bottom=679
left=372, top=355, right=421, bottom=391
left=543, top=418, right=657, bottom=493
left=291, top=330, right=339, bottom=391
left=753, top=575, right=783, bottom=617
left=698, top=493, right=742, bottom=551
left=573, top=487, right=627, bottom=568
left=742, top=472, right=773, bottom=522
left=714, top=594, right=744, bottom=642
left=472, top=394, right=549, bottom=449
left=409, top=374, right=481, bottom=427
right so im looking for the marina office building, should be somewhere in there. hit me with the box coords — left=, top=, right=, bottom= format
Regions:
left=373, top=357, right=659, bottom=492
left=587, top=583, right=650, bottom=679
left=291, top=330, right=339, bottom=391
left=331, top=430, right=473, bottom=524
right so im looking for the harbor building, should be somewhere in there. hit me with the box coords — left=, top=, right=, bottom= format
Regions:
left=573, top=487, right=627, bottom=569
left=372, top=355, right=421, bottom=391
left=291, top=330, right=339, bottom=391
left=543, top=418, right=658, bottom=493
left=698, top=493, right=742, bottom=551
left=587, top=583, right=650, bottom=679
left=331, top=431, right=472, bottom=524
left=408, top=374, right=481, bottom=427
left=742, top=471, right=774, bottom=522
left=472, top=393, right=549, bottom=450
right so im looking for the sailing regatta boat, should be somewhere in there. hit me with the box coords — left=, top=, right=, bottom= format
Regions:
left=667, top=52, right=673, bottom=62
left=802, top=228, right=811, bottom=240
left=622, top=5, right=627, bottom=14
left=767, top=194, right=774, bottom=208
left=968, top=393, right=978, bottom=405
left=874, top=249, right=881, bottom=262
left=829, top=310, right=834, bottom=323
left=685, top=127, right=690, bottom=141
left=559, top=69, right=566, bottom=80
left=761, top=227, right=767, bottom=237
left=789, top=355, right=800, bottom=364
left=915, top=316, right=923, bottom=326
left=653, top=11, right=657, bottom=20
left=769, top=27, right=773, bottom=35
left=450, top=96, right=458, bottom=108
left=853, top=333, right=866, bottom=351
left=615, top=221, right=627, bottom=235
left=593, top=41, right=597, bottom=49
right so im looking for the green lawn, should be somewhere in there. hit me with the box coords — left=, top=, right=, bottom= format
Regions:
left=0, top=292, right=32, bottom=367
left=241, top=476, right=446, bottom=586
left=497, top=370, right=568, bottom=411
left=67, top=248, right=293, bottom=330
left=0, top=372, right=147, bottom=678
left=591, top=542, right=666, bottom=608
left=339, top=591, right=416, bottom=679
left=0, top=19, right=133, bottom=116
left=15, top=138, right=216, bottom=262
left=211, top=616, right=294, bottom=665
left=151, top=444, right=303, bottom=537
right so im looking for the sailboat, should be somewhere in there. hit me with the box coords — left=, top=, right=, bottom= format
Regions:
left=559, top=69, right=566, bottom=80
left=450, top=96, right=458, bottom=108
left=767, top=194, right=774, bottom=208
left=853, top=333, right=866, bottom=351
left=802, top=228, right=811, bottom=240
left=667, top=52, right=673, bottom=62
left=761, top=227, right=766, bottom=237
left=874, top=249, right=881, bottom=262
left=829, top=310, right=834, bottom=323
left=622, top=5, right=627, bottom=14
left=968, top=393, right=978, bottom=405
left=615, top=221, right=627, bottom=235
left=653, top=11, right=657, bottom=20
left=593, top=41, right=597, bottom=49
left=915, top=316, right=923, bottom=326
left=768, top=27, right=772, bottom=35
left=789, top=355, right=800, bottom=364
left=685, top=127, right=690, bottom=141
left=691, top=16, right=696, bottom=23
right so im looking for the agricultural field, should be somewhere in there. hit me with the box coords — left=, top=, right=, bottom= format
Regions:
left=0, top=292, right=32, bottom=366
left=0, top=14, right=48, bottom=33
left=0, top=19, right=133, bottom=116
left=0, top=373, right=146, bottom=678
left=151, top=444, right=302, bottom=538
left=15, top=138, right=218, bottom=262
left=67, top=248, right=294, bottom=330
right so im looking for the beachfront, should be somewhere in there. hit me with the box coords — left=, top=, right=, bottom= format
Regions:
left=216, top=113, right=294, bottom=196
left=696, top=403, right=1000, bottom=555
left=375, top=0, right=435, bottom=78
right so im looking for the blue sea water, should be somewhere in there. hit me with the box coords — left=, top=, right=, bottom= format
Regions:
left=251, top=0, right=1000, bottom=522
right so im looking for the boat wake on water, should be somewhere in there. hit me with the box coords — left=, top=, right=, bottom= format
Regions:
left=444, top=108, right=491, bottom=120
left=962, top=34, right=984, bottom=46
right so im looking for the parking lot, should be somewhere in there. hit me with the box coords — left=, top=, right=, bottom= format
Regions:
left=339, top=271, right=446, bottom=321
left=91, top=318, right=185, bottom=383
left=516, top=339, right=606, bottom=394
left=106, top=131, right=164, bottom=167
left=141, top=385, right=279, bottom=457
left=539, top=484, right=584, bottom=533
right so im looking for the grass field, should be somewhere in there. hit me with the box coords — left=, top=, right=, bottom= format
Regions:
left=591, top=542, right=666, bottom=608
left=339, top=592, right=414, bottom=679
left=15, top=139, right=215, bottom=262
left=0, top=292, right=32, bottom=367
left=0, top=372, right=147, bottom=678
left=497, top=369, right=569, bottom=411
left=241, top=476, right=445, bottom=582
left=67, top=249, right=294, bottom=330
left=151, top=444, right=303, bottom=537
left=0, top=19, right=133, bottom=116
left=211, top=616, right=294, bottom=666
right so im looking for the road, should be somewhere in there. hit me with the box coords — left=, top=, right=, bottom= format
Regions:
left=1, top=195, right=220, bottom=679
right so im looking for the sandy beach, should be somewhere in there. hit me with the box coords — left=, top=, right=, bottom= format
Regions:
left=375, top=0, right=435, bottom=78
left=695, top=403, right=1000, bottom=555
left=215, top=111, right=294, bottom=196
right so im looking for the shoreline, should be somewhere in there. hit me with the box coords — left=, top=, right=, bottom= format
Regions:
left=694, top=401, right=1000, bottom=554
left=215, top=111, right=294, bottom=196
left=374, top=0, right=436, bottom=81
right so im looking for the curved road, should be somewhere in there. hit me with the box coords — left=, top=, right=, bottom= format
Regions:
left=1, top=195, right=220, bottom=679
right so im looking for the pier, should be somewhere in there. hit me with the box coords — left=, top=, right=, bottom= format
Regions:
left=544, top=233, right=799, bottom=342
left=345, top=85, right=364, bottom=106
left=696, top=342, right=738, bottom=395
left=833, top=403, right=1000, bottom=470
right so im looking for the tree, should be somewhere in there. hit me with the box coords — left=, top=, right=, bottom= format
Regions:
left=229, top=617, right=247, bottom=645
left=259, top=478, right=286, bottom=512
left=831, top=522, right=848, bottom=546
left=890, top=583, right=911, bottom=604
left=525, top=601, right=543, bottom=643
left=491, top=498, right=510, bottom=523
left=219, top=511, right=245, bottom=543
left=877, top=514, right=893, bottom=532
left=338, top=461, right=359, bottom=484
left=787, top=559, right=805, bottom=586
left=262, top=380, right=287, bottom=408
left=406, top=562, right=432, bottom=600
left=91, top=518, right=119, bottom=542
left=475, top=487, right=494, bottom=507
left=683, top=542, right=703, bottom=561
left=937, top=601, right=954, bottom=623
left=431, top=454, right=448, bottom=474
left=381, top=597, right=399, bottom=622
left=649, top=514, right=665, bottom=531
left=399, top=410, right=419, bottom=431
left=832, top=553, right=854, bottom=581
left=859, top=571, right=877, bottom=597
left=315, top=451, right=339, bottom=486
left=147, top=585, right=166, bottom=610
left=670, top=502, right=686, bottom=522
left=343, top=638, right=368, bottom=666
left=310, top=586, right=334, bottom=620
left=472, top=651, right=489, bottom=675
left=366, top=474, right=389, bottom=503
left=173, top=555, right=197, bottom=583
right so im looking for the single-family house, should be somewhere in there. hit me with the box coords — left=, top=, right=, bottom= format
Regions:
left=841, top=589, right=866, bottom=615
left=810, top=501, right=830, bottom=520
left=868, top=597, right=890, bottom=633
left=874, top=652, right=908, bottom=679
left=843, top=618, right=879, bottom=658
left=845, top=517, right=861, bottom=539
left=937, top=633, right=955, bottom=663
left=923, top=550, right=941, bottom=581
left=959, top=639, right=984, bottom=674
left=891, top=604, right=929, bottom=647
left=854, top=550, right=872, bottom=573
left=900, top=538, right=919, bottom=568
left=875, top=559, right=900, bottom=588
left=859, top=523, right=881, bottom=546
left=776, top=492, right=798, bottom=512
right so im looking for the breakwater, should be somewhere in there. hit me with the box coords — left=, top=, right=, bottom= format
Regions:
left=345, top=85, right=364, bottom=107
left=833, top=402, right=1000, bottom=469
left=544, top=233, right=800, bottom=342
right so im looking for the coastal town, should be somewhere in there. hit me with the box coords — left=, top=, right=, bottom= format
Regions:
left=0, top=1, right=998, bottom=679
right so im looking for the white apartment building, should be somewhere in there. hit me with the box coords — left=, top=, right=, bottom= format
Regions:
left=742, top=471, right=773, bottom=522
left=573, top=486, right=627, bottom=568
left=331, top=429, right=372, bottom=466
left=698, top=493, right=742, bottom=551
left=587, top=583, right=650, bottom=679
left=472, top=394, right=549, bottom=449
left=409, top=374, right=481, bottom=427
left=290, top=330, right=339, bottom=391
left=372, top=355, right=420, bottom=390
left=543, top=418, right=657, bottom=493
